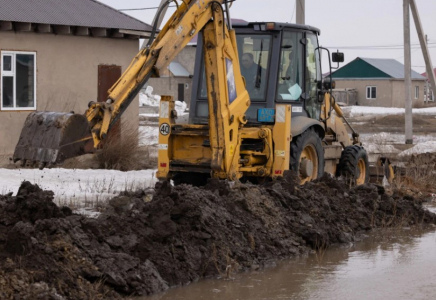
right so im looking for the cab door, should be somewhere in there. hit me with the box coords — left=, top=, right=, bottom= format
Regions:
left=304, top=33, right=322, bottom=120
left=275, top=30, right=304, bottom=103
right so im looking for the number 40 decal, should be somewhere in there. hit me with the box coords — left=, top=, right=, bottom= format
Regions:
left=159, top=123, right=170, bottom=136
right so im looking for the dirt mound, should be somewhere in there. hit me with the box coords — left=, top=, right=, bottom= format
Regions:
left=0, top=176, right=435, bottom=299
left=395, top=152, right=436, bottom=196
left=0, top=181, right=71, bottom=227
left=375, top=114, right=433, bottom=127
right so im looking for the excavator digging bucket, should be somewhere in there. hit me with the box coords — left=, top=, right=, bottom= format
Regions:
left=13, top=112, right=93, bottom=168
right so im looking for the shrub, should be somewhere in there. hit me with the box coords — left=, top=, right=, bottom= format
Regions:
left=95, top=125, right=152, bottom=171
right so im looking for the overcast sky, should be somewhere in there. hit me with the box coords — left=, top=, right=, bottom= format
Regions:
left=100, top=0, right=436, bottom=75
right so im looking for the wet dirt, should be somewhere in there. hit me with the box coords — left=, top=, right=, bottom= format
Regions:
left=0, top=173, right=435, bottom=299
left=352, top=114, right=436, bottom=133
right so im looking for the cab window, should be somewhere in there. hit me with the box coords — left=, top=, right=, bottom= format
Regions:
left=199, top=34, right=272, bottom=102
left=305, top=33, right=322, bottom=119
left=276, top=31, right=303, bottom=101
left=236, top=35, right=271, bottom=101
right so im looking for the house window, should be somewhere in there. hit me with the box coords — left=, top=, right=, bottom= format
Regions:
left=1, top=51, right=36, bottom=110
left=366, top=86, right=376, bottom=99
left=415, top=86, right=419, bottom=99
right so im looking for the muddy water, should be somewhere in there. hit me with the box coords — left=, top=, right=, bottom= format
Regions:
left=141, top=203, right=436, bottom=300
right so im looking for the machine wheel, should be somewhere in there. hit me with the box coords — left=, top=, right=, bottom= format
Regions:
left=337, top=145, right=369, bottom=185
left=290, top=128, right=324, bottom=184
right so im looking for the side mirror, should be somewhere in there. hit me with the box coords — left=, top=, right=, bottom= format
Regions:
left=332, top=52, right=344, bottom=63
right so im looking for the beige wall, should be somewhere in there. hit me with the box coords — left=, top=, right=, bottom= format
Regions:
left=0, top=31, right=139, bottom=154
left=148, top=77, right=193, bottom=104
left=147, top=46, right=196, bottom=105
left=391, top=80, right=425, bottom=107
left=174, top=46, right=196, bottom=75
left=335, top=79, right=426, bottom=108
left=335, top=79, right=393, bottom=107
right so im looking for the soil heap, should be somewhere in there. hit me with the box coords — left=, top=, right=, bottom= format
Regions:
left=0, top=173, right=434, bottom=299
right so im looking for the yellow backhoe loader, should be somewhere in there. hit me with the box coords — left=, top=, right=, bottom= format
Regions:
left=13, top=0, right=372, bottom=185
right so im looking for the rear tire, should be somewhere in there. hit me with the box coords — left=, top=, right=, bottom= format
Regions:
left=337, top=145, right=369, bottom=185
left=290, top=128, right=324, bottom=184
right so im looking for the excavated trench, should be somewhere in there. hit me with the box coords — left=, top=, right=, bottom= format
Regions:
left=0, top=173, right=435, bottom=299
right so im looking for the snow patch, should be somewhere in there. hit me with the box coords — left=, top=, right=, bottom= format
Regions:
left=398, top=141, right=436, bottom=157
left=364, top=143, right=399, bottom=155
left=139, top=86, right=161, bottom=107
left=343, top=106, right=436, bottom=118
left=139, top=126, right=159, bottom=147
left=0, top=168, right=158, bottom=209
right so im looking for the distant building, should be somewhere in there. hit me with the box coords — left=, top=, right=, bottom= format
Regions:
left=147, top=19, right=248, bottom=106
left=331, top=57, right=426, bottom=107
left=0, top=0, right=152, bottom=155
left=146, top=36, right=197, bottom=105
left=421, top=68, right=435, bottom=102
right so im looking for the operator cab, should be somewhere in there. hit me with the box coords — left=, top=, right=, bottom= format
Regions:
left=190, top=22, right=323, bottom=125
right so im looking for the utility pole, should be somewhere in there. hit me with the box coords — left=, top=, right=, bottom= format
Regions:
left=403, top=0, right=413, bottom=144
left=296, top=0, right=305, bottom=25
left=410, top=0, right=436, bottom=105
left=141, top=0, right=169, bottom=49
left=425, top=35, right=429, bottom=103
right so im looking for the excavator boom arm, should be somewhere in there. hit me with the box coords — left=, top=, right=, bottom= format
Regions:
left=13, top=0, right=246, bottom=167
left=87, top=0, right=229, bottom=147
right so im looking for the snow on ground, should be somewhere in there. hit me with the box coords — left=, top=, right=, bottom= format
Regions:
left=139, top=87, right=161, bottom=107
left=363, top=143, right=400, bottom=155
left=343, top=106, right=436, bottom=118
left=398, top=141, right=436, bottom=157
left=139, top=93, right=160, bottom=107
left=361, top=132, right=436, bottom=157
left=0, top=168, right=158, bottom=209
left=361, top=132, right=436, bottom=145
left=139, top=126, right=158, bottom=147
left=139, top=113, right=159, bottom=117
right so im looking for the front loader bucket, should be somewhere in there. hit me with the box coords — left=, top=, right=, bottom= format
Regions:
left=13, top=112, right=93, bottom=167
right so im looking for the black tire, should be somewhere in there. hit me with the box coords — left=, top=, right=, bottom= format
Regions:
left=290, top=128, right=324, bottom=184
left=337, top=145, right=369, bottom=185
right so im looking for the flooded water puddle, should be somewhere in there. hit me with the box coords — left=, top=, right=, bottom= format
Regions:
left=141, top=203, right=436, bottom=300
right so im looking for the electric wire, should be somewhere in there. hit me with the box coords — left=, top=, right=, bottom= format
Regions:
left=290, top=0, right=296, bottom=23
left=325, top=42, right=436, bottom=50
left=119, top=6, right=176, bottom=11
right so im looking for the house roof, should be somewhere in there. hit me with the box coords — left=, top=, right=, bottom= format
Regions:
left=0, top=0, right=152, bottom=32
left=332, top=57, right=425, bottom=80
left=361, top=58, right=424, bottom=79
left=421, top=68, right=436, bottom=78
left=168, top=62, right=190, bottom=77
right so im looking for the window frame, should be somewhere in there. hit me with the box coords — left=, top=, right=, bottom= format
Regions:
left=415, top=86, right=419, bottom=99
left=1, top=50, right=37, bottom=111
left=197, top=33, right=273, bottom=103
left=275, top=30, right=305, bottom=103
left=236, top=33, right=273, bottom=102
left=366, top=86, right=377, bottom=99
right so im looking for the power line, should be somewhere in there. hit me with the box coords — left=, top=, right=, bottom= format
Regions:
left=326, top=42, right=436, bottom=50
left=290, top=0, right=296, bottom=23
left=395, top=48, right=420, bottom=59
left=326, top=42, right=436, bottom=49
left=119, top=6, right=176, bottom=11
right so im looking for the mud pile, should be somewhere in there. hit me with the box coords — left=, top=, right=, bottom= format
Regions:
left=0, top=174, right=435, bottom=299
left=396, top=152, right=436, bottom=196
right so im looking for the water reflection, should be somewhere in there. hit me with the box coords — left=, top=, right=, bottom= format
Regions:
left=139, top=203, right=436, bottom=300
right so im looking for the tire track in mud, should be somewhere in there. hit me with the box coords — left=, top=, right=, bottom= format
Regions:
left=0, top=173, right=434, bottom=299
